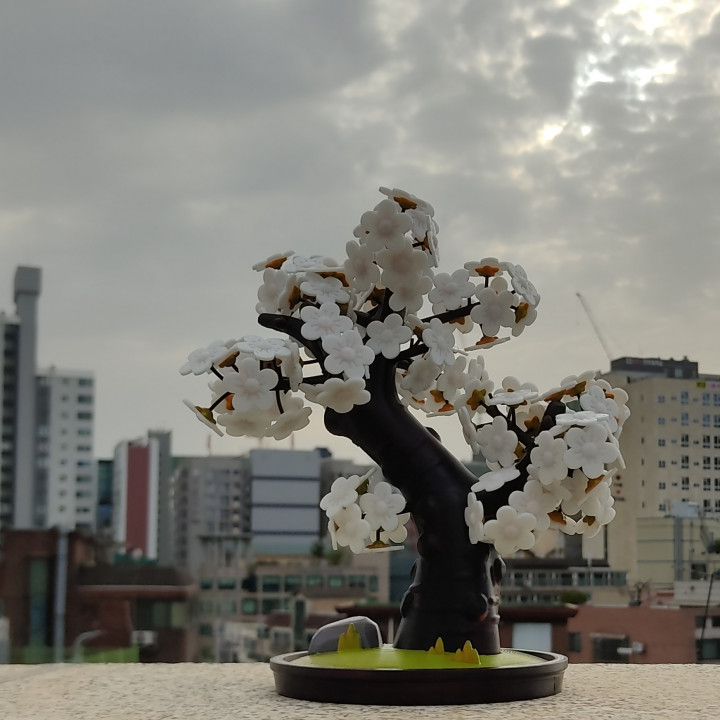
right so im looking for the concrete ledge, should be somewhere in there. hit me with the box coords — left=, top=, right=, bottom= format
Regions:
left=1, top=663, right=719, bottom=719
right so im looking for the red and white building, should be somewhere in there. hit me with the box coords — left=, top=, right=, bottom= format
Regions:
left=113, top=438, right=160, bottom=559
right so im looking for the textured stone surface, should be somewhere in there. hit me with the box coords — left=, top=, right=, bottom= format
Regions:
left=1, top=663, right=719, bottom=719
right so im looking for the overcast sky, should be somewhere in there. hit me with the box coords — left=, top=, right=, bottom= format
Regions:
left=1, top=1, right=718, bottom=464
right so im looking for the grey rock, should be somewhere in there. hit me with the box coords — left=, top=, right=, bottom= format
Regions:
left=307, top=615, right=382, bottom=654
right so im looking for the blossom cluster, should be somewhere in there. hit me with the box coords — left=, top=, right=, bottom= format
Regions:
left=462, top=372, right=630, bottom=555
left=182, top=187, right=543, bottom=440
left=319, top=469, right=409, bottom=553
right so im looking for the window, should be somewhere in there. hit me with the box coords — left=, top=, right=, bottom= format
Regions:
left=78, top=378, right=93, bottom=387
left=658, top=460, right=666, bottom=468
left=704, top=478, right=712, bottom=491
left=682, top=455, right=690, bottom=469
left=284, top=575, right=302, bottom=593
left=715, top=415, right=720, bottom=428
left=659, top=503, right=667, bottom=512
left=704, top=499, right=712, bottom=512
left=348, top=575, right=366, bottom=588
left=681, top=391, right=689, bottom=405
left=703, top=393, right=710, bottom=406
left=658, top=438, right=666, bottom=447
left=199, top=578, right=213, bottom=590
left=715, top=393, right=720, bottom=407
left=682, top=477, right=690, bottom=490
left=704, top=457, right=711, bottom=469
left=704, top=435, right=711, bottom=448
left=716, top=500, right=720, bottom=513
left=306, top=575, right=323, bottom=588
left=218, top=578, right=237, bottom=590
left=261, top=575, right=280, bottom=592
left=241, top=598, right=258, bottom=615
left=704, top=415, right=711, bottom=427
left=658, top=482, right=666, bottom=489
left=716, top=478, right=720, bottom=491
left=77, top=395, right=93, bottom=404
left=77, top=412, right=92, bottom=420
left=568, top=632, right=582, bottom=653
left=681, top=434, right=689, bottom=447
left=715, top=436, right=720, bottom=449
left=715, top=458, right=720, bottom=471
left=658, top=417, right=665, bottom=425
left=658, top=395, right=665, bottom=403
left=328, top=575, right=345, bottom=588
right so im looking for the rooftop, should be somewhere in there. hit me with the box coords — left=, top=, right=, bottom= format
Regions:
left=1, top=663, right=717, bottom=719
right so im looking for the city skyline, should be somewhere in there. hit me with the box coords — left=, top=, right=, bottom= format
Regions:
left=1, top=2, right=718, bottom=463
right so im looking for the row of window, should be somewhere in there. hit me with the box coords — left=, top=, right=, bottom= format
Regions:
left=659, top=435, right=720, bottom=448
left=658, top=478, right=720, bottom=491
left=658, top=457, right=720, bottom=470
left=658, top=415, right=720, bottom=427
left=659, top=500, right=720, bottom=513
left=200, top=573, right=379, bottom=593
left=658, top=392, right=720, bottom=405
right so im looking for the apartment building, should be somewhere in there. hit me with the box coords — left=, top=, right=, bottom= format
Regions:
left=600, top=356, right=720, bottom=582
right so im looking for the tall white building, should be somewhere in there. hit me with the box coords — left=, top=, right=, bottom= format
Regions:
left=34, top=367, right=96, bottom=530
left=600, top=356, right=720, bottom=582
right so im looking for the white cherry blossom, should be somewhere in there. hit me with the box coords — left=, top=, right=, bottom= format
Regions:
left=256, top=267, right=292, bottom=314
left=465, top=493, right=485, bottom=544
left=512, top=302, right=538, bottom=337
left=529, top=431, right=569, bottom=485
left=429, top=269, right=474, bottom=312
left=458, top=406, right=481, bottom=455
left=422, top=318, right=456, bottom=366
left=477, top=416, right=519, bottom=467
left=359, top=482, right=406, bottom=531
left=322, top=329, right=375, bottom=378
left=333, top=504, right=373, bottom=553
left=399, top=356, right=441, bottom=395
left=555, top=410, right=609, bottom=427
left=508, top=480, right=559, bottom=533
left=470, top=286, right=517, bottom=337
left=300, top=302, right=353, bottom=341
left=282, top=254, right=340, bottom=272
left=235, top=335, right=291, bottom=362
left=502, top=262, right=540, bottom=307
left=580, top=385, right=620, bottom=433
left=344, top=240, right=380, bottom=291
left=366, top=313, right=413, bottom=359
left=483, top=505, right=537, bottom=555
left=376, top=240, right=429, bottom=288
left=354, top=198, right=412, bottom=252
left=179, top=340, right=236, bottom=376
left=217, top=408, right=275, bottom=438
left=464, top=257, right=501, bottom=277
left=182, top=399, right=224, bottom=436
left=379, top=186, right=435, bottom=217
left=487, top=389, right=539, bottom=406
left=300, top=273, right=350, bottom=305
left=564, top=423, right=620, bottom=479
left=222, top=358, right=278, bottom=412
left=320, top=475, right=361, bottom=518
left=387, top=275, right=433, bottom=313
left=380, top=512, right=411, bottom=545
left=252, top=251, right=294, bottom=272
left=269, top=398, right=312, bottom=440
left=307, top=377, right=371, bottom=413
left=471, top=467, right=520, bottom=493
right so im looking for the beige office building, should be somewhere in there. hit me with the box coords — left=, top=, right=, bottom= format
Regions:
left=599, top=357, right=720, bottom=585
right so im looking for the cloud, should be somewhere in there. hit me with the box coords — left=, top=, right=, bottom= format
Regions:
left=0, top=0, right=718, bottom=463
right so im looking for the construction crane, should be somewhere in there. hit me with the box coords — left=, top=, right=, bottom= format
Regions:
left=576, top=292, right=613, bottom=363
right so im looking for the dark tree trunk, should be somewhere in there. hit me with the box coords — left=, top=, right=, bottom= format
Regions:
left=257, top=313, right=523, bottom=654
left=323, top=357, right=510, bottom=654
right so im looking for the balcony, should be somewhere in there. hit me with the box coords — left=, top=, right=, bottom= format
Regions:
left=0, top=663, right=717, bottom=719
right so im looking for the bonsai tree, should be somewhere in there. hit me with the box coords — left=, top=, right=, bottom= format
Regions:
left=181, top=187, right=629, bottom=655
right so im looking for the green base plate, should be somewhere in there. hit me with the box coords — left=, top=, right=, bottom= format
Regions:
left=270, top=646, right=568, bottom=705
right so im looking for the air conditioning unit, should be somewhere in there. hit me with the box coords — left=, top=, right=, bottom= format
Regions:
left=131, top=630, right=157, bottom=646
